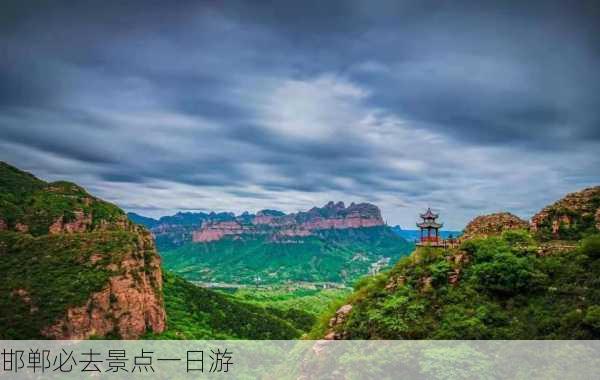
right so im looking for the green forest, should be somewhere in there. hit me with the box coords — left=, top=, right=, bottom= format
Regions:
left=161, top=226, right=413, bottom=285
left=314, top=230, right=600, bottom=339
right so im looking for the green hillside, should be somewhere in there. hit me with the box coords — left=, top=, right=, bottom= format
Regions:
left=149, top=273, right=310, bottom=339
left=0, top=162, right=125, bottom=236
left=0, top=230, right=138, bottom=338
left=315, top=230, right=600, bottom=339
left=0, top=162, right=162, bottom=339
left=161, top=226, right=413, bottom=285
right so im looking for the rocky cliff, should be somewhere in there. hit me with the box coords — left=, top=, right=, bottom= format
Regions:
left=530, top=186, right=600, bottom=240
left=128, top=211, right=235, bottom=251
left=191, top=201, right=385, bottom=242
left=0, top=161, right=166, bottom=339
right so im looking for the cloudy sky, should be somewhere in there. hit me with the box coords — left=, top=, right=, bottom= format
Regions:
left=1, top=0, right=599, bottom=229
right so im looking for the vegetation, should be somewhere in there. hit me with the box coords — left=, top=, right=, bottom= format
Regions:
left=161, top=226, right=413, bottom=285
left=233, top=287, right=351, bottom=316
left=0, top=230, right=137, bottom=338
left=534, top=195, right=600, bottom=241
left=316, top=230, right=600, bottom=339
left=148, top=273, right=306, bottom=339
left=0, top=162, right=125, bottom=236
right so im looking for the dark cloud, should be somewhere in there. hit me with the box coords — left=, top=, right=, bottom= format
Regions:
left=1, top=0, right=599, bottom=228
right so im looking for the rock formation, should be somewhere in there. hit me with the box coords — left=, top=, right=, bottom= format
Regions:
left=41, top=227, right=165, bottom=339
left=192, top=220, right=257, bottom=242
left=192, top=201, right=385, bottom=242
left=530, top=186, right=600, bottom=239
left=324, top=304, right=353, bottom=340
left=461, top=212, right=529, bottom=240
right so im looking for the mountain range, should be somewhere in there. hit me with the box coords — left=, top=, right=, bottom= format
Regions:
left=131, top=202, right=414, bottom=286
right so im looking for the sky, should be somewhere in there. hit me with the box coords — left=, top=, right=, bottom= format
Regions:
left=1, top=0, right=599, bottom=229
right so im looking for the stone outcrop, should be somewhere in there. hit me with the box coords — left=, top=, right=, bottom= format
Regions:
left=192, top=220, right=257, bottom=242
left=48, top=210, right=93, bottom=234
left=530, top=186, right=600, bottom=238
left=192, top=201, right=385, bottom=243
left=324, top=304, right=353, bottom=340
left=42, top=228, right=166, bottom=339
left=461, top=212, right=529, bottom=240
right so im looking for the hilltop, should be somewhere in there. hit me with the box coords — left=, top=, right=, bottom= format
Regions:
left=314, top=186, right=600, bottom=339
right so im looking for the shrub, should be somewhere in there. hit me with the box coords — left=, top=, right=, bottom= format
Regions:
left=469, top=252, right=536, bottom=295
left=584, top=306, right=600, bottom=331
left=579, top=234, right=600, bottom=259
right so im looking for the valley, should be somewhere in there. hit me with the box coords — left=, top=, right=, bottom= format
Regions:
left=2, top=161, right=599, bottom=340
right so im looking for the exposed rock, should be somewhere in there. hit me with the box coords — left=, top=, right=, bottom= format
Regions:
left=42, top=228, right=165, bottom=339
left=193, top=201, right=385, bottom=243
left=461, top=212, right=529, bottom=240
left=448, top=268, right=461, bottom=285
left=531, top=186, right=600, bottom=238
left=385, top=275, right=406, bottom=291
left=192, top=220, right=258, bottom=242
left=324, top=304, right=353, bottom=340
left=48, top=210, right=93, bottom=234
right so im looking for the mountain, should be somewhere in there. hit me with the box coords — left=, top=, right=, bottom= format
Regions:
left=133, top=201, right=412, bottom=285
left=314, top=187, right=600, bottom=339
left=392, top=226, right=462, bottom=242
left=129, top=201, right=386, bottom=251
left=127, top=211, right=235, bottom=251
left=127, top=212, right=160, bottom=229
left=0, top=162, right=166, bottom=339
left=192, top=201, right=384, bottom=243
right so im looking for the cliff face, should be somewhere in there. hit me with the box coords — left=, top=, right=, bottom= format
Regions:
left=0, top=162, right=165, bottom=339
left=128, top=211, right=235, bottom=251
left=530, top=186, right=600, bottom=240
left=192, top=201, right=385, bottom=242
left=192, top=220, right=258, bottom=242
left=41, top=227, right=166, bottom=339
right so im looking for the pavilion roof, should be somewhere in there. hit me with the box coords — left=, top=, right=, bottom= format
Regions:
left=419, top=208, right=439, bottom=219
